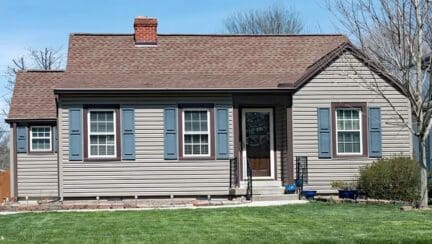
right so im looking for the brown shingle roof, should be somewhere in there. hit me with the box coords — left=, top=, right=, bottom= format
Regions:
left=60, top=34, right=349, bottom=89
left=7, top=71, right=63, bottom=121
left=8, top=33, right=351, bottom=121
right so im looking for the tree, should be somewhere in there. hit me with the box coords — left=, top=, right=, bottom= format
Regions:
left=327, top=0, right=432, bottom=207
left=5, top=48, right=63, bottom=94
left=0, top=130, right=9, bottom=170
left=224, top=4, right=303, bottom=34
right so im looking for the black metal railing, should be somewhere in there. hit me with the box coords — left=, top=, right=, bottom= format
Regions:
left=229, top=158, right=238, bottom=189
left=246, top=159, right=252, bottom=200
left=296, top=156, right=308, bottom=200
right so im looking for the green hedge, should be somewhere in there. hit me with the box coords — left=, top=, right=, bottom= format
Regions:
left=358, top=157, right=419, bottom=202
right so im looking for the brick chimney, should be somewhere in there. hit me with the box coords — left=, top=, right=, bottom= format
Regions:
left=134, top=16, right=158, bottom=45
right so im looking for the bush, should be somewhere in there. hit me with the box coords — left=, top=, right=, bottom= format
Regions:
left=358, top=157, right=419, bottom=202
left=331, top=181, right=358, bottom=190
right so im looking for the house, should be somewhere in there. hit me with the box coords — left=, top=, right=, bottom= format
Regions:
left=5, top=17, right=412, bottom=200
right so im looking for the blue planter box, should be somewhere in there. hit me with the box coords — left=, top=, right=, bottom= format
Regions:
left=338, top=190, right=359, bottom=200
left=302, top=190, right=317, bottom=200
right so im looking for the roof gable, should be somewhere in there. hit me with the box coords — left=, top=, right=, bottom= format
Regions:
left=6, top=71, right=63, bottom=122
left=278, top=42, right=406, bottom=96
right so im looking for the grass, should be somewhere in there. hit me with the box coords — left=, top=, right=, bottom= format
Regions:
left=1, top=202, right=432, bottom=243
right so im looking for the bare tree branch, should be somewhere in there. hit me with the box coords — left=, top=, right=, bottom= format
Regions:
left=327, top=0, right=432, bottom=207
left=224, top=4, right=303, bottom=34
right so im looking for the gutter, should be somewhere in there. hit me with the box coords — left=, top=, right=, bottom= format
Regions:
left=5, top=118, right=57, bottom=123
left=53, top=88, right=295, bottom=95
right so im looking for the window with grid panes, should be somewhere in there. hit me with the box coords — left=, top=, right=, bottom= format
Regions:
left=183, top=110, right=210, bottom=156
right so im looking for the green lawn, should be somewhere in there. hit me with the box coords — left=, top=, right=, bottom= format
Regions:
left=1, top=202, right=432, bottom=243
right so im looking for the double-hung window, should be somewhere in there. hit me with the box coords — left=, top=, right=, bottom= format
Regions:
left=336, top=109, right=362, bottom=155
left=30, top=126, right=52, bottom=152
left=183, top=110, right=210, bottom=157
left=88, top=110, right=116, bottom=158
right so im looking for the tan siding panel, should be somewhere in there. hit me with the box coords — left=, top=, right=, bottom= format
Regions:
left=17, top=153, right=58, bottom=197
left=60, top=97, right=233, bottom=197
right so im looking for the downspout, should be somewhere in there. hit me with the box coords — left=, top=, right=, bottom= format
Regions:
left=55, top=94, right=62, bottom=202
left=10, top=123, right=17, bottom=201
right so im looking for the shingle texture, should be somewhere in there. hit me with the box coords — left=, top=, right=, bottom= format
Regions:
left=61, top=34, right=349, bottom=89
left=7, top=71, right=63, bottom=120
left=8, top=33, right=349, bottom=120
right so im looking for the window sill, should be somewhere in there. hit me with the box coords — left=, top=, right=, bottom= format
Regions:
left=28, top=151, right=55, bottom=155
left=84, top=157, right=121, bottom=162
left=180, top=156, right=215, bottom=161
left=332, top=155, right=368, bottom=159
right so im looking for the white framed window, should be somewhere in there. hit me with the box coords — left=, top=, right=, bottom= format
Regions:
left=30, top=126, right=52, bottom=152
left=183, top=109, right=211, bottom=157
left=336, top=108, right=362, bottom=155
left=88, top=109, right=116, bottom=158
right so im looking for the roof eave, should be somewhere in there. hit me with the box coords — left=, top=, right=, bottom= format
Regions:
left=53, top=87, right=295, bottom=94
left=5, top=118, right=57, bottom=124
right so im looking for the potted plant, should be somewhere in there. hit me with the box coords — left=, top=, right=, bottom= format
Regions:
left=331, top=181, right=359, bottom=200
left=301, top=190, right=317, bottom=200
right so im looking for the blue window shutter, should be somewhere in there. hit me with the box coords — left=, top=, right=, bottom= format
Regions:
left=368, top=107, right=382, bottom=158
left=215, top=106, right=229, bottom=160
left=121, top=108, right=135, bottom=160
left=53, top=126, right=58, bottom=153
left=16, top=126, right=27, bottom=153
left=164, top=107, right=177, bottom=160
left=318, top=108, right=332, bottom=158
left=69, top=106, right=83, bottom=161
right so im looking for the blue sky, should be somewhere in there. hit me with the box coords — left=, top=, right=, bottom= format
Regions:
left=0, top=0, right=341, bottom=124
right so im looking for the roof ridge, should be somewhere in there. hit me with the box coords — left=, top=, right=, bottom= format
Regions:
left=70, top=33, right=347, bottom=37
left=17, top=69, right=65, bottom=73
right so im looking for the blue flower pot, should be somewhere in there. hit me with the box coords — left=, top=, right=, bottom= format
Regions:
left=284, top=184, right=296, bottom=194
left=302, top=190, right=317, bottom=200
left=338, top=190, right=359, bottom=200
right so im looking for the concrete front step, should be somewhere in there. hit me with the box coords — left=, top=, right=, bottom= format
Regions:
left=234, top=187, right=285, bottom=195
left=253, top=194, right=299, bottom=201
left=234, top=180, right=288, bottom=196
left=240, top=180, right=282, bottom=188
left=252, top=180, right=282, bottom=187
left=252, top=187, right=285, bottom=195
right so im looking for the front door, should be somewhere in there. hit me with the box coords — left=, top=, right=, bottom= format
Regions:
left=242, top=108, right=274, bottom=179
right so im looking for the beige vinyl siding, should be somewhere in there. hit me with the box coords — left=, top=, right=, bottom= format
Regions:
left=292, top=53, right=411, bottom=193
left=59, top=97, right=234, bottom=197
left=17, top=153, right=58, bottom=197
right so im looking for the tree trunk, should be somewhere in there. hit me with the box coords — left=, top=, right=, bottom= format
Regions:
left=419, top=138, right=429, bottom=208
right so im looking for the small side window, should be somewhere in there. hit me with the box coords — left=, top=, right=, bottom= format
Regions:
left=30, top=126, right=52, bottom=152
